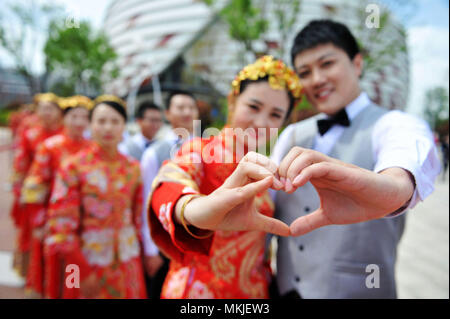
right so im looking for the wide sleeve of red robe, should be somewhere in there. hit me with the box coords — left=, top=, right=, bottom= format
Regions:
left=147, top=137, right=215, bottom=263
left=44, top=158, right=93, bottom=299
left=10, top=125, right=35, bottom=227
left=147, top=132, right=274, bottom=298
left=21, top=141, right=53, bottom=297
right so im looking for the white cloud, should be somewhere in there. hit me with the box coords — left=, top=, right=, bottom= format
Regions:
left=406, top=26, right=449, bottom=117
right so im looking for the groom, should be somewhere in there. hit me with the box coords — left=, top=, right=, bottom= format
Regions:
left=270, top=20, right=440, bottom=298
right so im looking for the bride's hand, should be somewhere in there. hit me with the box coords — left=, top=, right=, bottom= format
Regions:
left=175, top=152, right=290, bottom=237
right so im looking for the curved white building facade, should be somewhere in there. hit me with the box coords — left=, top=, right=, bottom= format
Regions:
left=103, top=0, right=409, bottom=111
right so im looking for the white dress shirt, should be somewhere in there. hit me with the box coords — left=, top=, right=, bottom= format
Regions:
left=140, top=129, right=180, bottom=256
left=118, top=132, right=153, bottom=158
left=271, top=92, right=441, bottom=215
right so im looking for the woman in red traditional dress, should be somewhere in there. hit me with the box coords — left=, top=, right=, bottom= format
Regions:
left=11, top=93, right=64, bottom=279
left=8, top=102, right=35, bottom=138
left=21, top=95, right=93, bottom=298
left=147, top=56, right=303, bottom=298
left=13, top=111, right=40, bottom=142
left=44, top=95, right=147, bottom=299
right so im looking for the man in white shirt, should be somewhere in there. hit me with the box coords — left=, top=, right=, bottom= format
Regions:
left=271, top=20, right=441, bottom=298
left=140, top=89, right=199, bottom=298
left=118, top=101, right=163, bottom=160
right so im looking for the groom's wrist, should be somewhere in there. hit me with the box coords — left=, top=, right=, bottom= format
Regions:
left=379, top=167, right=416, bottom=210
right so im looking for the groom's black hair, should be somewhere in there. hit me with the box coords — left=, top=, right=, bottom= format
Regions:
left=165, top=89, right=197, bottom=111
left=136, top=101, right=161, bottom=119
left=291, top=19, right=360, bottom=65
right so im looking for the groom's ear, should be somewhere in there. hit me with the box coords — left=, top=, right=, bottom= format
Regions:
left=352, top=53, right=364, bottom=79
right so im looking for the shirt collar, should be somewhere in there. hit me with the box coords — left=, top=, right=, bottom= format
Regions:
left=344, top=91, right=371, bottom=121
left=140, top=132, right=152, bottom=143
left=167, top=129, right=179, bottom=141
left=135, top=132, right=152, bottom=148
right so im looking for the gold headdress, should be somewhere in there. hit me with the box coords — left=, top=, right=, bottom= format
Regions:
left=93, top=95, right=127, bottom=110
left=59, top=95, right=94, bottom=111
left=231, top=55, right=303, bottom=101
left=33, top=92, right=60, bottom=106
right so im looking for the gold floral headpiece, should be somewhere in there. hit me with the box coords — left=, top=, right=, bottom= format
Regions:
left=59, top=95, right=94, bottom=111
left=93, top=94, right=127, bottom=110
left=33, top=92, right=61, bottom=107
left=231, top=55, right=303, bottom=101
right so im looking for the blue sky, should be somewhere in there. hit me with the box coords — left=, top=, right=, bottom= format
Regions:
left=58, top=0, right=450, bottom=32
left=383, top=0, right=449, bottom=116
left=415, top=0, right=449, bottom=28
left=385, top=0, right=449, bottom=28
left=1, top=0, right=448, bottom=116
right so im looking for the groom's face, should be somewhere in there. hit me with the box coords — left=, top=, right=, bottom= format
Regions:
left=293, top=43, right=363, bottom=115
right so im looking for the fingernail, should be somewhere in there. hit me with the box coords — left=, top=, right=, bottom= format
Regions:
left=274, top=178, right=283, bottom=189
left=293, top=175, right=302, bottom=185
left=280, top=177, right=286, bottom=186
left=285, top=178, right=293, bottom=192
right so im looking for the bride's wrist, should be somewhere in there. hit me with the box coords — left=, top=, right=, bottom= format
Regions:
left=175, top=194, right=195, bottom=225
left=175, top=194, right=214, bottom=239
left=175, top=194, right=204, bottom=227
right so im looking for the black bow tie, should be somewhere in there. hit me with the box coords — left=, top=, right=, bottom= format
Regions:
left=145, top=141, right=153, bottom=148
left=317, top=109, right=350, bottom=136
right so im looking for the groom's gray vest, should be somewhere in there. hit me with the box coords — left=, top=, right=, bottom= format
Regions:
left=275, top=104, right=406, bottom=298
left=124, top=138, right=146, bottom=161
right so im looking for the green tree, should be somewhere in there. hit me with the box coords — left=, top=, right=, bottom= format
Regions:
left=204, top=0, right=302, bottom=60
left=270, top=0, right=301, bottom=58
left=0, top=1, right=63, bottom=94
left=424, top=86, right=449, bottom=131
left=355, top=6, right=408, bottom=77
left=44, top=19, right=119, bottom=96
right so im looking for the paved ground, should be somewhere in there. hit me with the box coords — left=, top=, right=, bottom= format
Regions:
left=0, top=128, right=24, bottom=298
left=0, top=127, right=448, bottom=299
left=396, top=168, right=449, bottom=298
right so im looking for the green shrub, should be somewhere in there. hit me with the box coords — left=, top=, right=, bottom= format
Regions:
left=0, top=109, right=12, bottom=127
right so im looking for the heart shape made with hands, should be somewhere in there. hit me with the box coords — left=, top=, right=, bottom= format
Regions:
left=241, top=147, right=413, bottom=237
left=237, top=149, right=340, bottom=237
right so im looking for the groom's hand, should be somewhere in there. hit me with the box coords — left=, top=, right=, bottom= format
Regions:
left=277, top=147, right=415, bottom=236
left=277, top=147, right=356, bottom=193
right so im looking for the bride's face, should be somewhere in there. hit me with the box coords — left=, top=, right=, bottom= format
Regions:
left=229, top=81, right=290, bottom=151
